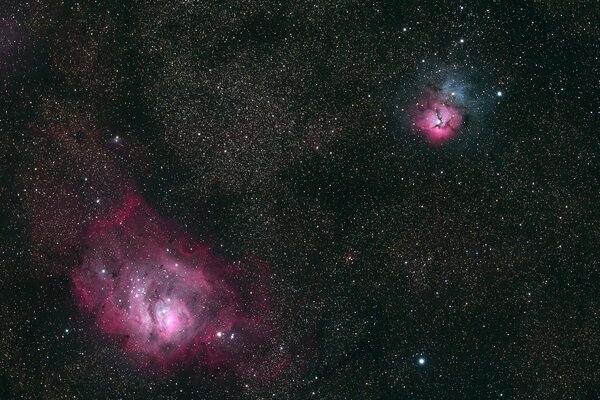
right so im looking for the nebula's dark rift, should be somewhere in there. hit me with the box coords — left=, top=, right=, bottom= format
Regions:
left=413, top=89, right=464, bottom=143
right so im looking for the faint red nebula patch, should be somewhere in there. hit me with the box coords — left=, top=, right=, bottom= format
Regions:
left=72, top=194, right=287, bottom=376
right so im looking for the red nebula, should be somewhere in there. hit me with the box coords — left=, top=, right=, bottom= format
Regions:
left=72, top=194, right=280, bottom=374
left=412, top=90, right=464, bottom=144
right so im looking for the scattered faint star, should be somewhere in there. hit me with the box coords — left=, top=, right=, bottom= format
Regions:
left=2, top=2, right=594, bottom=398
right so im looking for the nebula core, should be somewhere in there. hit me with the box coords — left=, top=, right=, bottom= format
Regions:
left=414, top=93, right=464, bottom=143
left=72, top=194, right=277, bottom=373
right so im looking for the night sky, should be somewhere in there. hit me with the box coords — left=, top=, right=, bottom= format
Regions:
left=1, top=1, right=599, bottom=399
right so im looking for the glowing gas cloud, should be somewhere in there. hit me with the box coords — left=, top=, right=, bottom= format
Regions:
left=72, top=194, right=281, bottom=375
left=402, top=66, right=488, bottom=146
left=413, top=93, right=464, bottom=143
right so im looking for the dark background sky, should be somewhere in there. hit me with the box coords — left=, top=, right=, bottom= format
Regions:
left=1, top=1, right=599, bottom=399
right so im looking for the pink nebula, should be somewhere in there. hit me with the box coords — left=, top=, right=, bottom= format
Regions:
left=412, top=90, right=464, bottom=144
left=72, top=194, right=279, bottom=374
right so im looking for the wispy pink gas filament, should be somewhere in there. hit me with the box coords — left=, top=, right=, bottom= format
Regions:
left=71, top=194, right=280, bottom=374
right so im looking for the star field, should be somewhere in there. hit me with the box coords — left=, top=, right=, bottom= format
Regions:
left=0, top=1, right=599, bottom=399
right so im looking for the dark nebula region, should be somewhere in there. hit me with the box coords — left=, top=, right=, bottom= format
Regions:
left=72, top=193, right=284, bottom=376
